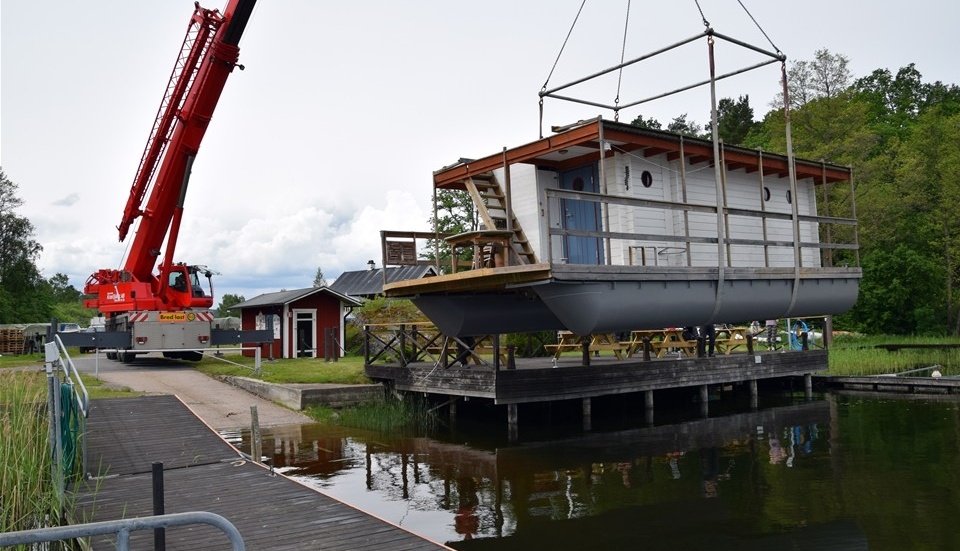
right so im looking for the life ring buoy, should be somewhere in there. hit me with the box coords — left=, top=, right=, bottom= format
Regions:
left=789, top=320, right=811, bottom=350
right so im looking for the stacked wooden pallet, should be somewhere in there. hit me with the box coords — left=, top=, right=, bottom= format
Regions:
left=0, top=328, right=25, bottom=355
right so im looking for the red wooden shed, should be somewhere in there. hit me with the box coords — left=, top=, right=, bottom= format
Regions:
left=233, top=287, right=361, bottom=359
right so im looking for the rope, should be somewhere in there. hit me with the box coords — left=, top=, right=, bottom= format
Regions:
left=614, top=0, right=632, bottom=121
left=540, top=0, right=587, bottom=93
left=735, top=0, right=782, bottom=56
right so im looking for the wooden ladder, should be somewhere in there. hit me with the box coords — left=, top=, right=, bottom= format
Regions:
left=462, top=172, right=538, bottom=265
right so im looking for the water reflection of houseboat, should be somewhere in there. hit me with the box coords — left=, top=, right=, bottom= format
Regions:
left=257, top=400, right=859, bottom=548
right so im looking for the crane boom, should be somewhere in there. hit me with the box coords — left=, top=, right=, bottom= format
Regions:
left=82, top=0, right=257, bottom=361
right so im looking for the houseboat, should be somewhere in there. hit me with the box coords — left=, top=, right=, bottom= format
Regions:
left=381, top=117, right=860, bottom=337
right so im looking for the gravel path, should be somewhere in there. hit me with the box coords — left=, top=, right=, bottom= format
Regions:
left=70, top=353, right=314, bottom=431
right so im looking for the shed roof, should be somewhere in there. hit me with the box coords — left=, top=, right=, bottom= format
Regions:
left=233, top=286, right=361, bottom=310
left=330, top=266, right=437, bottom=298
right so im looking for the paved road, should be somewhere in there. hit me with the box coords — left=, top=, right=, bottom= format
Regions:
left=70, top=352, right=314, bottom=431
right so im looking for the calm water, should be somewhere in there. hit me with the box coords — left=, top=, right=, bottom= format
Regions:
left=224, top=392, right=960, bottom=550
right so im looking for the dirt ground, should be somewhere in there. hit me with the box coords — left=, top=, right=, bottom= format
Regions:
left=70, top=353, right=314, bottom=431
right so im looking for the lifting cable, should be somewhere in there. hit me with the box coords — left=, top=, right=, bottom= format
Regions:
left=698, top=0, right=782, bottom=57
left=540, top=0, right=587, bottom=94
left=613, top=0, right=631, bottom=121
left=693, top=0, right=710, bottom=28
left=735, top=0, right=782, bottom=56
left=540, top=0, right=587, bottom=137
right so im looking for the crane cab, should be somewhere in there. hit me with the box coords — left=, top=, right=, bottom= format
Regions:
left=165, top=265, right=214, bottom=309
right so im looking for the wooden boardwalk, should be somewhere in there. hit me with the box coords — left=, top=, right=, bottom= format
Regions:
left=71, top=395, right=450, bottom=551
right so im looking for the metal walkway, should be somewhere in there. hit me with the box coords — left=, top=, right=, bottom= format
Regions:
left=72, top=395, right=450, bottom=551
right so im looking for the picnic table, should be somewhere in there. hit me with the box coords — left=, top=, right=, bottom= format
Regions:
left=545, top=331, right=626, bottom=360
left=622, top=329, right=696, bottom=358
left=444, top=230, right=513, bottom=272
left=715, top=326, right=750, bottom=354
left=625, top=326, right=752, bottom=358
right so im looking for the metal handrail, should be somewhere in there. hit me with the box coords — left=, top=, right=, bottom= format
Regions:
left=0, top=511, right=245, bottom=550
left=51, top=335, right=90, bottom=418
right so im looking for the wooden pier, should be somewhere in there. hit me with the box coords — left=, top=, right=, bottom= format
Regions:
left=71, top=395, right=450, bottom=551
left=366, top=343, right=826, bottom=434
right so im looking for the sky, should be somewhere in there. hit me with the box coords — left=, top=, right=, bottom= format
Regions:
left=2, top=0, right=956, bottom=304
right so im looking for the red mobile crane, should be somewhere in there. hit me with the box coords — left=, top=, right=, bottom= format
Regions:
left=83, top=0, right=259, bottom=362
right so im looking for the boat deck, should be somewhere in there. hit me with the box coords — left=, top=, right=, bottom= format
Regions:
left=71, top=395, right=450, bottom=551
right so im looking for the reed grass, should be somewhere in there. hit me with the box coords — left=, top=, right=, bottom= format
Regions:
left=305, top=395, right=438, bottom=433
left=828, top=334, right=960, bottom=376
left=0, top=370, right=60, bottom=535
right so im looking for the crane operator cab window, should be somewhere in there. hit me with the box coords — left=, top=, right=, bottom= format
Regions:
left=170, top=272, right=187, bottom=292
left=189, top=270, right=205, bottom=297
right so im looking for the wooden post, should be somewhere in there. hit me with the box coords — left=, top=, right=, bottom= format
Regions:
left=581, top=336, right=591, bottom=366
left=250, top=405, right=262, bottom=465
left=506, top=343, right=516, bottom=370
left=801, top=332, right=809, bottom=350
left=363, top=325, right=370, bottom=364
left=644, top=389, right=654, bottom=410
left=746, top=333, right=754, bottom=354
left=697, top=336, right=706, bottom=358
left=449, top=399, right=457, bottom=426
left=493, top=334, right=501, bottom=371
left=642, top=337, right=651, bottom=361
left=749, top=379, right=758, bottom=410
left=804, top=373, right=813, bottom=400
left=699, top=385, right=709, bottom=417
left=582, top=397, right=592, bottom=431
left=507, top=404, right=518, bottom=442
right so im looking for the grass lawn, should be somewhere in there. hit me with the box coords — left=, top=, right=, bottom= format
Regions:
left=5, top=335, right=960, bottom=386
left=194, top=353, right=371, bottom=384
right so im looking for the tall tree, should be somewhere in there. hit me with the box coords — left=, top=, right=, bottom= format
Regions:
left=0, top=169, right=50, bottom=323
left=216, top=293, right=246, bottom=317
left=424, top=189, right=477, bottom=273
left=313, top=266, right=328, bottom=287
left=772, top=49, right=852, bottom=111
left=48, top=272, right=81, bottom=303
left=629, top=114, right=662, bottom=130
left=666, top=114, right=702, bottom=138
left=708, top=95, right=756, bottom=145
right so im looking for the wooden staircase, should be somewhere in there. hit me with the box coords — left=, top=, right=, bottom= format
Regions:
left=461, top=172, right=538, bottom=265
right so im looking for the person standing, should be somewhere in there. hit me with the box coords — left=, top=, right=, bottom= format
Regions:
left=765, top=319, right=778, bottom=350
left=701, top=324, right=716, bottom=357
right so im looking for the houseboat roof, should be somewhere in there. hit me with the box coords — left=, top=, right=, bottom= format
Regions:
left=434, top=118, right=850, bottom=189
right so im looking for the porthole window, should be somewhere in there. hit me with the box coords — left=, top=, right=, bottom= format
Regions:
left=640, top=170, right=653, bottom=188
left=762, top=186, right=771, bottom=201
left=786, top=190, right=792, bottom=204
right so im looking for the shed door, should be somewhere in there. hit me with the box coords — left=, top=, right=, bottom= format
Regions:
left=559, top=165, right=603, bottom=264
left=293, top=309, right=316, bottom=358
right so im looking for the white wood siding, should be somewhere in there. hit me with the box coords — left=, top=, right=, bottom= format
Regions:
left=499, top=151, right=823, bottom=269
